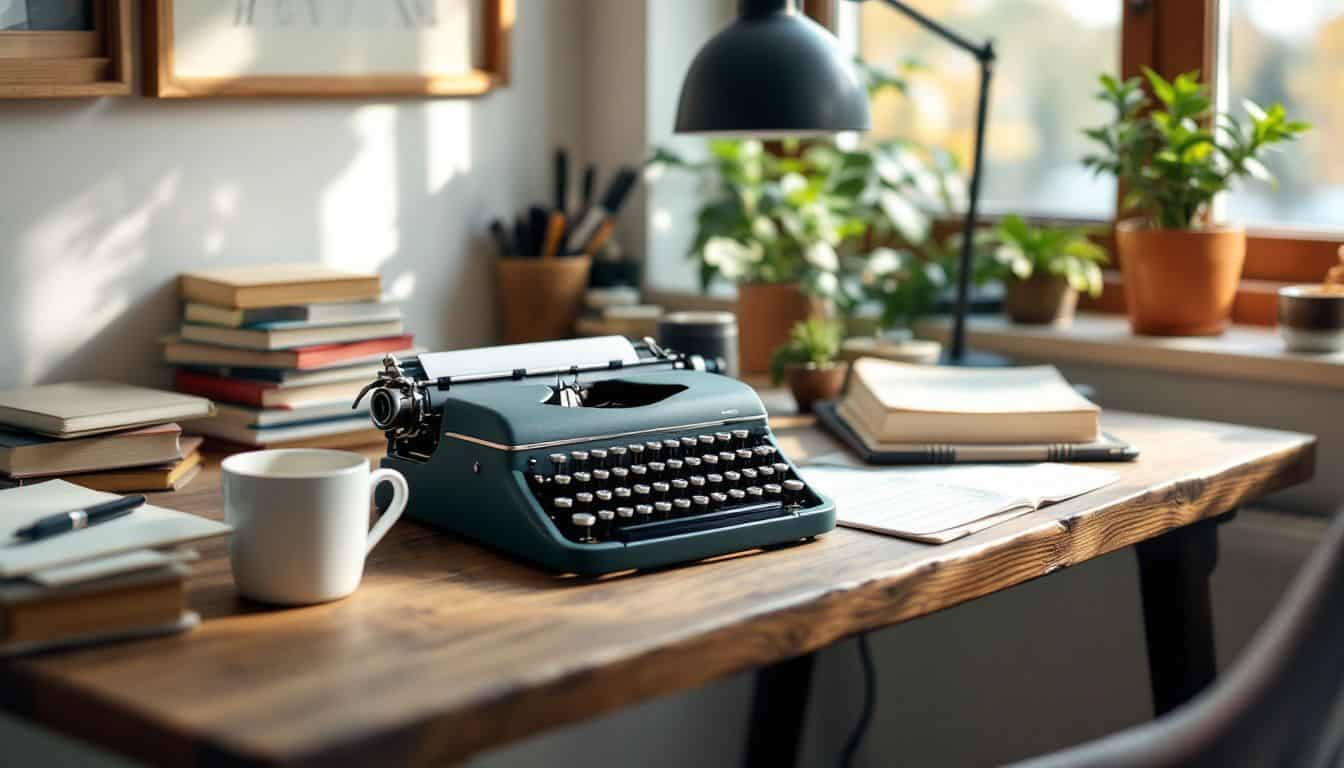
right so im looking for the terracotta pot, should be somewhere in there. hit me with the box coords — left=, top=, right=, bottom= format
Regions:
left=1116, top=220, right=1246, bottom=336
left=736, top=282, right=812, bottom=375
left=496, top=257, right=591, bottom=344
left=1003, top=274, right=1079, bottom=326
left=787, top=363, right=848, bottom=414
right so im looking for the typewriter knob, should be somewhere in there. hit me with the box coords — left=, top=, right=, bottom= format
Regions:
left=369, top=387, right=414, bottom=433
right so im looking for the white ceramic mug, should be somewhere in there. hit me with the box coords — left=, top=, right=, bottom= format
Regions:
left=221, top=449, right=409, bottom=605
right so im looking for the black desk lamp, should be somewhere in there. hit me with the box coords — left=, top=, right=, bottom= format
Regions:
left=675, top=0, right=995, bottom=364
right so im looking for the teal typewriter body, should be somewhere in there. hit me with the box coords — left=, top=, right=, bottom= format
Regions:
left=356, top=337, right=835, bottom=575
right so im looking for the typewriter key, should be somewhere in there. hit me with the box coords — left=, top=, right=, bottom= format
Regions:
left=764, top=483, right=783, bottom=498
left=728, top=488, right=747, bottom=503
left=773, top=462, right=791, bottom=476
left=627, top=443, right=645, bottom=461
left=671, top=479, right=689, bottom=493
left=645, top=440, right=663, bottom=456
left=572, top=471, right=592, bottom=491
left=663, top=438, right=681, bottom=457
left=692, top=495, right=710, bottom=512
left=709, top=491, right=728, bottom=510
left=681, top=436, right=699, bottom=453
left=635, top=504, right=654, bottom=521
left=647, top=461, right=666, bottom=480
left=747, top=486, right=764, bottom=499
left=575, top=492, right=594, bottom=513
left=736, top=449, right=754, bottom=463
left=611, top=466, right=630, bottom=482
left=654, top=501, right=673, bottom=519
left=570, top=450, right=589, bottom=470
left=723, top=470, right=742, bottom=489
left=589, top=448, right=608, bottom=468
left=684, top=456, right=702, bottom=472
left=740, top=468, right=758, bottom=483
left=732, top=429, right=751, bottom=447
left=699, top=434, right=716, bottom=448
left=596, top=509, right=615, bottom=538
left=592, top=469, right=611, bottom=484
left=614, top=486, right=632, bottom=500
left=701, top=454, right=719, bottom=469
left=673, top=498, right=692, bottom=516
left=706, top=473, right=724, bottom=490
left=714, top=432, right=732, bottom=446
left=595, top=490, right=613, bottom=505
left=553, top=497, right=574, bottom=524
left=783, top=479, right=806, bottom=507
left=665, top=458, right=684, bottom=478
left=549, top=453, right=568, bottom=470
left=571, top=512, right=597, bottom=542
left=633, top=483, right=652, bottom=500
left=608, top=445, right=628, bottom=466
left=689, top=475, right=706, bottom=489
left=616, top=506, right=635, bottom=522
left=718, top=451, right=736, bottom=468
left=553, top=474, right=573, bottom=491
left=652, top=481, right=670, bottom=500
left=630, top=464, right=648, bottom=479
left=755, top=445, right=776, bottom=459
left=758, top=466, right=776, bottom=480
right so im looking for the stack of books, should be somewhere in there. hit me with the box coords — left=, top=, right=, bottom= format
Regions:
left=0, top=382, right=215, bottom=491
left=165, top=263, right=417, bottom=449
left=0, top=480, right=230, bottom=655
left=817, top=358, right=1137, bottom=464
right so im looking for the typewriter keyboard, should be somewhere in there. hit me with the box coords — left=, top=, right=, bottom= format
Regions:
left=524, top=428, right=813, bottom=544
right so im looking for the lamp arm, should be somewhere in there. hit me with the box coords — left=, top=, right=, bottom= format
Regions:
left=850, top=0, right=995, bottom=63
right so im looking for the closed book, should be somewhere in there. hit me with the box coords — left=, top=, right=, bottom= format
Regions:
left=162, top=335, right=415, bottom=370
left=65, top=439, right=204, bottom=493
left=178, top=263, right=381, bottom=309
left=187, top=414, right=378, bottom=446
left=212, top=402, right=365, bottom=429
left=817, top=401, right=1138, bottom=465
left=184, top=300, right=401, bottom=329
left=179, top=320, right=406, bottom=351
left=0, top=382, right=214, bottom=439
left=0, top=565, right=189, bottom=653
left=174, top=370, right=366, bottom=409
left=0, top=423, right=184, bottom=479
left=178, top=357, right=417, bottom=388
left=843, top=358, right=1101, bottom=444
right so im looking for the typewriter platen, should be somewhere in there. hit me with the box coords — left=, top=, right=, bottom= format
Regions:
left=354, top=336, right=835, bottom=575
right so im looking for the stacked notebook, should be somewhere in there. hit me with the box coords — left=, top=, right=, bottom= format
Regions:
left=817, top=358, right=1138, bottom=464
left=0, top=480, right=230, bottom=655
left=166, top=263, right=416, bottom=449
left=0, top=382, right=214, bottom=491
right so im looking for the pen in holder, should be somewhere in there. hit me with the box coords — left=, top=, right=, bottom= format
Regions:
left=496, top=256, right=592, bottom=343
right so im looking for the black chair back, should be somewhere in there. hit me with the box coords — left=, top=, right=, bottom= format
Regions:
left=1013, top=511, right=1344, bottom=768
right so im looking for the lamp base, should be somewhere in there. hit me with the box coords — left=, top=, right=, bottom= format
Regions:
left=938, top=349, right=1012, bottom=367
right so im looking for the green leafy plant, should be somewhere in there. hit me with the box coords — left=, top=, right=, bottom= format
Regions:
left=1082, top=68, right=1310, bottom=229
left=770, top=317, right=844, bottom=385
left=978, top=215, right=1107, bottom=298
left=646, top=57, right=963, bottom=320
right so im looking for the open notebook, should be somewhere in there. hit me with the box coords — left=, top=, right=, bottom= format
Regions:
left=800, top=457, right=1118, bottom=544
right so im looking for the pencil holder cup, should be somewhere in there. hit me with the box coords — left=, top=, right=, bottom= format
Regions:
left=496, top=257, right=592, bottom=343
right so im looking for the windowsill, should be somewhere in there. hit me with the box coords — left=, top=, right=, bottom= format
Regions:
left=918, top=312, right=1344, bottom=391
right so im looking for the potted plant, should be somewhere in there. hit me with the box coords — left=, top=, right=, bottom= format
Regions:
left=770, top=318, right=846, bottom=414
left=1082, top=69, right=1309, bottom=336
left=979, top=215, right=1107, bottom=326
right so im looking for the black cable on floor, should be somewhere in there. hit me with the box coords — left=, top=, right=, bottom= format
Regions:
left=840, top=633, right=876, bottom=768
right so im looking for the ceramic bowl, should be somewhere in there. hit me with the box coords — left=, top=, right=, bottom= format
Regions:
left=1278, top=285, right=1344, bottom=353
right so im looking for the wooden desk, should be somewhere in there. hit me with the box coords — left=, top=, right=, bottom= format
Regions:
left=0, top=410, right=1315, bottom=767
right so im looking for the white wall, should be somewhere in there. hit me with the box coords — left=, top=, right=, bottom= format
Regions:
left=0, top=0, right=584, bottom=391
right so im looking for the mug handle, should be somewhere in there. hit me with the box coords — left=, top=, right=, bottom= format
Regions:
left=366, top=468, right=410, bottom=555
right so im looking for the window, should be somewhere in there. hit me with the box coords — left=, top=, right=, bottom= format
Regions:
left=1222, top=0, right=1344, bottom=231
left=855, top=0, right=1121, bottom=220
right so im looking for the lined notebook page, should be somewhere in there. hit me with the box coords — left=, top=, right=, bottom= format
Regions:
left=800, top=459, right=1118, bottom=544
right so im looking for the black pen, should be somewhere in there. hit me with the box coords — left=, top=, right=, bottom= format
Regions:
left=13, top=495, right=145, bottom=541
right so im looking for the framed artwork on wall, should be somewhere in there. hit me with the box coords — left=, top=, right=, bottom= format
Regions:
left=146, top=0, right=514, bottom=98
left=0, top=0, right=131, bottom=97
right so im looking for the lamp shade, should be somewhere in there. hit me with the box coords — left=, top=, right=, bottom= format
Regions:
left=675, top=0, right=871, bottom=136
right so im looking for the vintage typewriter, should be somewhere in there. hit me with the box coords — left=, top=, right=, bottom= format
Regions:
left=354, top=336, right=835, bottom=575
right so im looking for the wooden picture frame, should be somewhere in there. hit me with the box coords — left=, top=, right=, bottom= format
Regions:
left=146, top=0, right=514, bottom=98
left=0, top=0, right=131, bottom=98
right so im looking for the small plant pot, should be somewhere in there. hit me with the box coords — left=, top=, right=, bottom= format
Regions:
left=737, top=282, right=812, bottom=375
left=786, top=363, right=847, bottom=414
left=1116, top=220, right=1246, bottom=336
left=1003, top=274, right=1079, bottom=326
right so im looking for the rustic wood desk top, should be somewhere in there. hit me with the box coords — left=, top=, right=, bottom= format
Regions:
left=0, top=409, right=1315, bottom=767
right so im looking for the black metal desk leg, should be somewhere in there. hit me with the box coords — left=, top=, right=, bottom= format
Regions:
left=744, top=652, right=815, bottom=768
left=1135, top=515, right=1222, bottom=716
